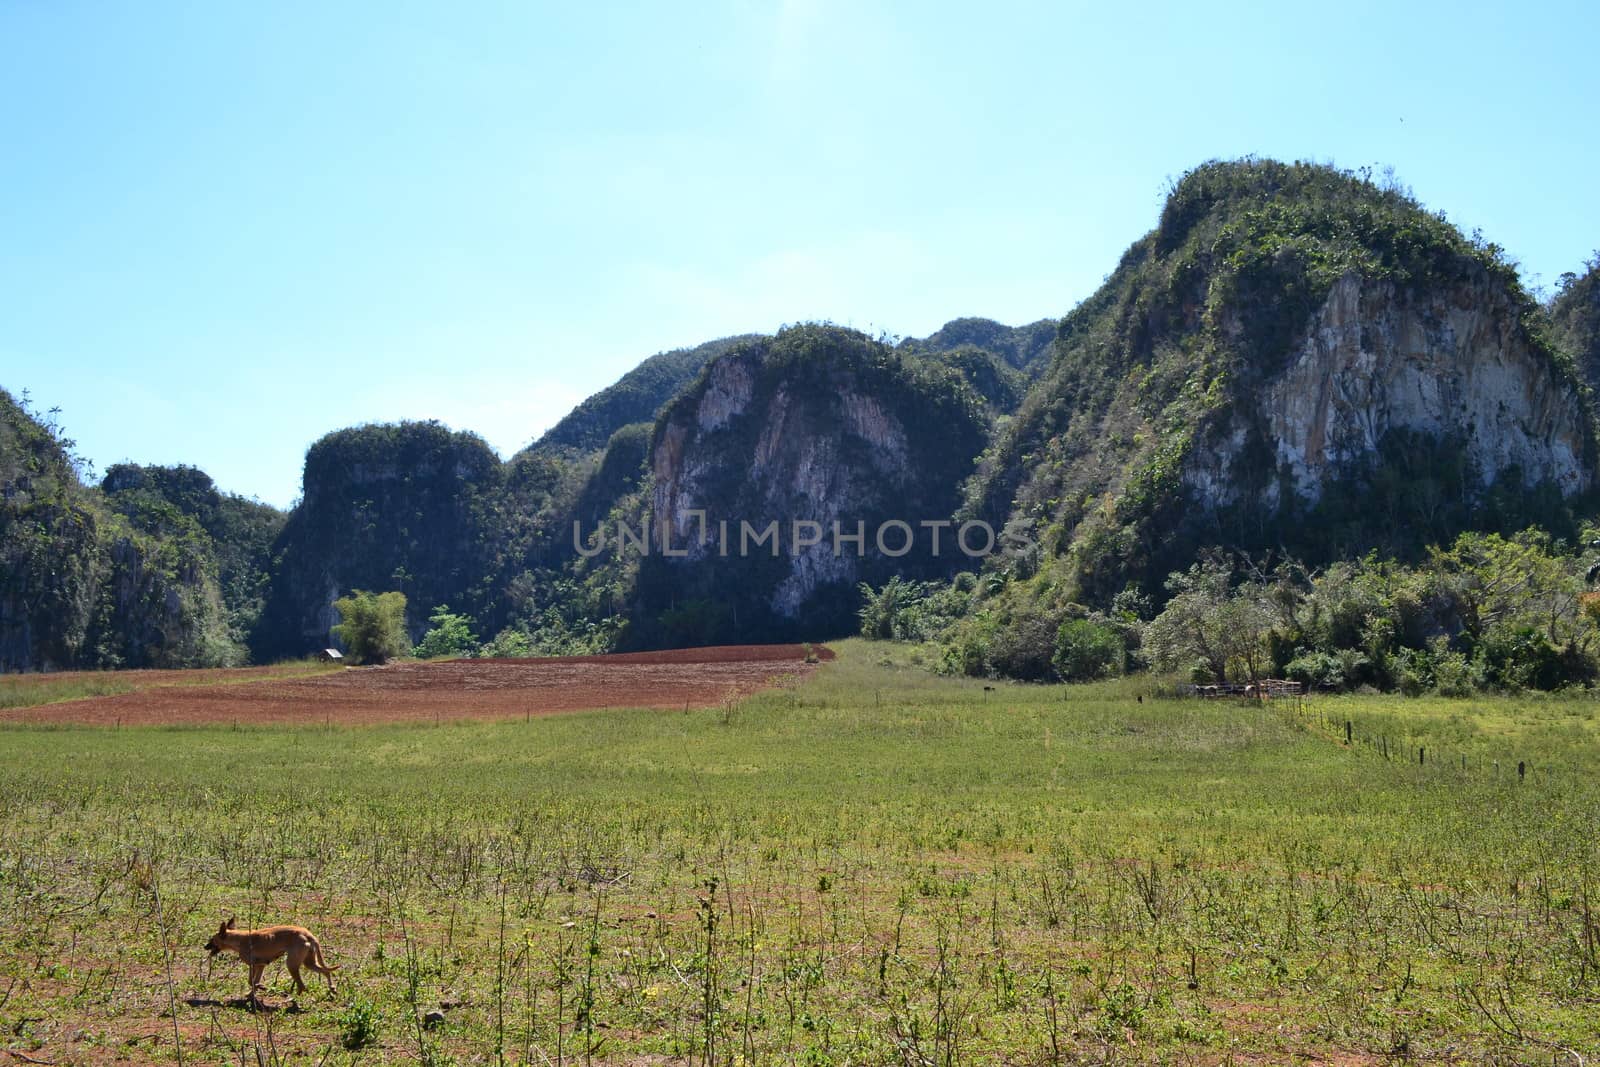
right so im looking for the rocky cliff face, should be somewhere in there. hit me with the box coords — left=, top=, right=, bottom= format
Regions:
left=970, top=160, right=1597, bottom=606
left=636, top=326, right=988, bottom=642
left=1185, top=270, right=1590, bottom=511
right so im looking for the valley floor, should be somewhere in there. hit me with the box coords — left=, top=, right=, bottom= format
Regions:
left=0, top=645, right=825, bottom=727
left=1, top=640, right=1597, bottom=1064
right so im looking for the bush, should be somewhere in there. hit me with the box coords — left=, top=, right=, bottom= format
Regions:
left=1053, top=619, right=1124, bottom=682
left=413, top=604, right=479, bottom=660
left=340, top=996, right=380, bottom=1050
left=481, top=627, right=535, bottom=658
left=942, top=617, right=994, bottom=677
left=985, top=608, right=1061, bottom=681
left=1284, top=649, right=1369, bottom=691
left=857, top=577, right=972, bottom=643
left=1432, top=647, right=1481, bottom=697
left=1476, top=625, right=1587, bottom=691
left=331, top=590, right=410, bottom=665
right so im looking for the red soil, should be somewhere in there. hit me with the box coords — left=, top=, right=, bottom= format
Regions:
left=2, top=644, right=833, bottom=727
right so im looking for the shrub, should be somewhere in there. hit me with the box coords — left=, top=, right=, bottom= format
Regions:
left=1053, top=619, right=1125, bottom=682
left=985, top=608, right=1061, bottom=681
left=1284, top=649, right=1369, bottom=691
left=481, top=627, right=535, bottom=658
left=413, top=604, right=479, bottom=660
left=331, top=590, right=410, bottom=665
left=340, top=996, right=380, bottom=1050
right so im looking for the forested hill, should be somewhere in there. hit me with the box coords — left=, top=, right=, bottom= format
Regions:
left=99, top=463, right=285, bottom=651
left=0, top=391, right=243, bottom=670
left=524, top=335, right=760, bottom=456
left=967, top=159, right=1595, bottom=609
left=9, top=159, right=1600, bottom=672
left=898, top=316, right=1057, bottom=376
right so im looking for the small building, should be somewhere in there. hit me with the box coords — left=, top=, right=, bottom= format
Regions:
left=319, top=648, right=344, bottom=663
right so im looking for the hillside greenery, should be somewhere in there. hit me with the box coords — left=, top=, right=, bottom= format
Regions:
left=899, top=316, right=1058, bottom=376
left=1551, top=254, right=1600, bottom=395
left=0, top=390, right=239, bottom=670
left=953, top=159, right=1596, bottom=678
left=100, top=463, right=285, bottom=649
left=862, top=525, right=1600, bottom=695
left=526, top=335, right=761, bottom=455
left=252, top=420, right=505, bottom=661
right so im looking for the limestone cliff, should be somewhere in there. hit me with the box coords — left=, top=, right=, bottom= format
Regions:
left=636, top=325, right=988, bottom=643
left=1185, top=270, right=1589, bottom=514
left=970, top=159, right=1596, bottom=606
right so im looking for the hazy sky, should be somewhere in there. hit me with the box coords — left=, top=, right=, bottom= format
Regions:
left=4, top=1, right=1597, bottom=507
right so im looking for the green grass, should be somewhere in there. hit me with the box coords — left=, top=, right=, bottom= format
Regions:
left=1, top=640, right=1597, bottom=1064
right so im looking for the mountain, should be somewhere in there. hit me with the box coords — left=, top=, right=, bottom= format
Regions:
left=0, top=390, right=237, bottom=670
left=968, top=159, right=1595, bottom=610
left=527, top=335, right=762, bottom=456
left=17, top=158, right=1596, bottom=670
left=100, top=464, right=285, bottom=649
left=900, top=317, right=1058, bottom=377
left=252, top=421, right=504, bottom=660
left=633, top=325, right=990, bottom=644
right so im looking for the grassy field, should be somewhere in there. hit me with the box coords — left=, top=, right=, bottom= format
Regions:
left=1, top=641, right=1597, bottom=1065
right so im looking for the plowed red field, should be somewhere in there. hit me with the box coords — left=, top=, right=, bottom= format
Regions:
left=2, top=644, right=833, bottom=727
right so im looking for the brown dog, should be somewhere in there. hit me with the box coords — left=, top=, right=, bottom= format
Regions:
left=204, top=918, right=339, bottom=1002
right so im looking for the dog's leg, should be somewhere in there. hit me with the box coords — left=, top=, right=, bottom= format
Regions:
left=287, top=950, right=308, bottom=994
left=247, top=962, right=265, bottom=1008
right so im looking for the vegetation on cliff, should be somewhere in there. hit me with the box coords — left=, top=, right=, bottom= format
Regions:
left=899, top=316, right=1058, bottom=377
left=1551, top=255, right=1600, bottom=395
left=943, top=160, right=1596, bottom=687
left=0, top=390, right=237, bottom=669
left=100, top=463, right=284, bottom=649
left=253, top=421, right=504, bottom=661
left=526, top=335, right=761, bottom=456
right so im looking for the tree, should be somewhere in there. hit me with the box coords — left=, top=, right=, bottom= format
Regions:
left=413, top=604, right=479, bottom=660
left=331, top=590, right=409, bottom=665
left=1053, top=618, right=1125, bottom=682
left=858, top=577, right=916, bottom=640
left=1142, top=556, right=1273, bottom=683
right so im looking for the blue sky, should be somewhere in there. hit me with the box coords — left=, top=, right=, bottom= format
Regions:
left=3, top=0, right=1597, bottom=507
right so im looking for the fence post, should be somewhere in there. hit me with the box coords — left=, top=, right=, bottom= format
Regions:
left=1419, top=747, right=1425, bottom=766
left=1345, top=721, right=1352, bottom=746
left=1518, top=760, right=1526, bottom=783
